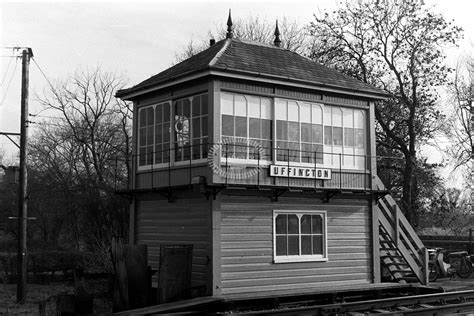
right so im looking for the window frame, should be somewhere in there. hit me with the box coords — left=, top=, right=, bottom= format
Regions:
left=220, top=92, right=273, bottom=166
left=273, top=210, right=328, bottom=263
left=136, top=92, right=209, bottom=171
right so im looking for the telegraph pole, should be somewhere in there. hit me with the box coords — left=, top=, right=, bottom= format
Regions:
left=17, top=47, right=33, bottom=304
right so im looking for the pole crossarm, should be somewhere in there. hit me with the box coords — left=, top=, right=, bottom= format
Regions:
left=0, top=131, right=21, bottom=149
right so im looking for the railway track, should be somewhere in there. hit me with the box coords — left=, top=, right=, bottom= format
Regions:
left=224, top=290, right=474, bottom=315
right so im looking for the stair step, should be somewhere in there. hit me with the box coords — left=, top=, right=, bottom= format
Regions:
left=384, top=262, right=409, bottom=267
left=381, top=255, right=403, bottom=259
left=392, top=269, right=414, bottom=274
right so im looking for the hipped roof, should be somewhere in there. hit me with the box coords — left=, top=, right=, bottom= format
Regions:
left=116, top=38, right=388, bottom=99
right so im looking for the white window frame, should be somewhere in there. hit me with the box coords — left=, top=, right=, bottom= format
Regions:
left=273, top=210, right=328, bottom=263
left=220, top=92, right=273, bottom=166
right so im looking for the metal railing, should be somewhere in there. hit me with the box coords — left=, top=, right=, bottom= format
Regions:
left=113, top=142, right=406, bottom=193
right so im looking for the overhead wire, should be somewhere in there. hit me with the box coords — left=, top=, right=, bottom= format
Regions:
left=1, top=56, right=14, bottom=85
left=0, top=57, right=19, bottom=106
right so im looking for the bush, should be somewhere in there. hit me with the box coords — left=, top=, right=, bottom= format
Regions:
left=0, top=251, right=111, bottom=283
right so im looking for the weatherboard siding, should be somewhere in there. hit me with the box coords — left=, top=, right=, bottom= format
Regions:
left=136, top=198, right=211, bottom=292
left=219, top=195, right=372, bottom=296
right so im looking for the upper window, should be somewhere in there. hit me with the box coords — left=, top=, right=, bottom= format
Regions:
left=221, top=93, right=272, bottom=161
left=276, top=99, right=366, bottom=169
left=273, top=210, right=327, bottom=263
left=137, top=93, right=208, bottom=168
left=174, top=94, right=208, bottom=162
left=138, top=101, right=171, bottom=167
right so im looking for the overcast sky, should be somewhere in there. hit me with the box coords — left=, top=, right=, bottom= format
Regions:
left=0, top=0, right=473, bottom=173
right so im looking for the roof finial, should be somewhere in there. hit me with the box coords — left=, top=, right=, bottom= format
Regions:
left=226, top=9, right=233, bottom=39
left=274, top=19, right=281, bottom=47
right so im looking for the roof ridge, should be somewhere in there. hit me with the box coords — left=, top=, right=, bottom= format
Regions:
left=209, top=39, right=231, bottom=67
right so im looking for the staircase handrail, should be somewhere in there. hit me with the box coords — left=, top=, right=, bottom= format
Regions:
left=375, top=176, right=428, bottom=285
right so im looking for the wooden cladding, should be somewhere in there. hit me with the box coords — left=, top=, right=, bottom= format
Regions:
left=136, top=199, right=211, bottom=294
left=219, top=196, right=372, bottom=296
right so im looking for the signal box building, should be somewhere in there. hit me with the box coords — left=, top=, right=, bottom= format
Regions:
left=116, top=20, right=428, bottom=300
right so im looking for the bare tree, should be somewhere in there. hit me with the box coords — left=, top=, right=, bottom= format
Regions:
left=444, top=54, right=473, bottom=185
left=28, top=67, right=132, bottom=251
left=309, top=0, right=463, bottom=224
left=174, top=16, right=311, bottom=63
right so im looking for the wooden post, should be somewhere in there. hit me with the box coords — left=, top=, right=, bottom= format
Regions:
left=17, top=48, right=32, bottom=304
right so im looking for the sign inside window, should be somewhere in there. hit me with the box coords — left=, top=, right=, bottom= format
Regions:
left=270, top=165, right=331, bottom=180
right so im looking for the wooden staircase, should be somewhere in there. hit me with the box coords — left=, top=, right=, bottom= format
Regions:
left=374, top=177, right=429, bottom=285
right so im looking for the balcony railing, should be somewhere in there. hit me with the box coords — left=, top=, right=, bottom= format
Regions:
left=113, top=143, right=407, bottom=194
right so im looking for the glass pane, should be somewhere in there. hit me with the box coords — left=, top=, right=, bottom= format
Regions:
left=276, top=214, right=287, bottom=234
left=222, top=115, right=234, bottom=136
left=146, top=107, right=154, bottom=126
left=276, top=120, right=288, bottom=141
left=247, top=95, right=260, bottom=118
left=154, top=144, right=162, bottom=164
left=333, top=107, right=343, bottom=126
left=154, top=124, right=162, bottom=144
left=333, top=127, right=343, bottom=146
left=300, top=103, right=311, bottom=123
left=288, top=214, right=298, bottom=234
left=301, top=236, right=312, bottom=255
left=201, top=116, right=208, bottom=137
left=344, top=128, right=354, bottom=146
left=324, top=126, right=332, bottom=145
left=301, top=215, right=311, bottom=234
left=275, top=99, right=287, bottom=120
left=312, top=104, right=322, bottom=124
left=201, top=94, right=208, bottom=115
left=183, top=145, right=191, bottom=161
left=183, top=98, right=190, bottom=117
left=234, top=95, right=247, bottom=116
left=175, top=116, right=190, bottom=147
left=163, top=122, right=170, bottom=142
left=301, top=123, right=311, bottom=142
left=312, top=124, right=323, bottom=144
left=354, top=110, right=365, bottom=128
left=314, top=144, right=324, bottom=164
left=288, top=142, right=299, bottom=162
left=313, top=235, right=323, bottom=255
left=155, top=104, right=162, bottom=124
left=139, top=108, right=147, bottom=126
left=261, top=98, right=271, bottom=119
left=192, top=117, right=200, bottom=138
left=288, top=121, right=299, bottom=142
left=235, top=116, right=247, bottom=137
left=163, top=143, right=170, bottom=163
left=192, top=138, right=201, bottom=160
left=234, top=143, right=247, bottom=159
left=139, top=147, right=146, bottom=166
left=301, top=143, right=313, bottom=163
left=139, top=128, right=146, bottom=147
left=324, top=106, right=332, bottom=125
left=288, top=236, right=299, bottom=255
left=276, top=236, right=287, bottom=256
left=288, top=101, right=299, bottom=121
left=262, top=140, right=272, bottom=160
left=192, top=96, right=200, bottom=117
left=175, top=100, right=182, bottom=116
left=261, top=119, right=272, bottom=140
left=312, top=215, right=322, bottom=234
left=221, top=93, right=233, bottom=115
left=249, top=118, right=261, bottom=139
left=146, top=126, right=154, bottom=146
left=343, top=108, right=353, bottom=127
left=355, top=129, right=365, bottom=148
left=146, top=145, right=153, bottom=165
left=277, top=141, right=288, bottom=161
left=163, top=103, right=170, bottom=122
left=201, top=139, right=208, bottom=159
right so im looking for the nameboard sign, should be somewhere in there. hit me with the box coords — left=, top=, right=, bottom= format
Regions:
left=270, top=165, right=332, bottom=180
